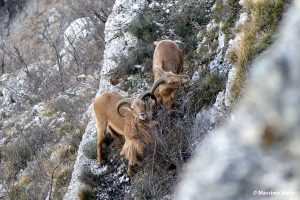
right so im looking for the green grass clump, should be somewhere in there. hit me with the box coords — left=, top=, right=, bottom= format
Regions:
left=78, top=186, right=96, bottom=200
left=79, top=168, right=100, bottom=188
left=189, top=73, right=225, bottom=115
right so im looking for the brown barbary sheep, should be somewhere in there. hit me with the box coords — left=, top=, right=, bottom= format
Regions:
left=151, top=40, right=190, bottom=108
left=93, top=91, right=157, bottom=176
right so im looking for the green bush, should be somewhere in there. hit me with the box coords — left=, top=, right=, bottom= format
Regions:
left=189, top=72, right=225, bottom=115
left=78, top=186, right=96, bottom=200
left=79, top=168, right=100, bottom=188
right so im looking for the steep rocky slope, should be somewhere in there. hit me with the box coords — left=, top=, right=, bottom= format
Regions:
left=177, top=2, right=300, bottom=199
left=0, top=0, right=114, bottom=199
left=66, top=0, right=289, bottom=199
left=0, top=0, right=292, bottom=199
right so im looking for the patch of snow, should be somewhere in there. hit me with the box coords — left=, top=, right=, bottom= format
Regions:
left=239, top=0, right=246, bottom=6
left=224, top=66, right=236, bottom=107
left=0, top=73, right=10, bottom=81
left=0, top=137, right=7, bottom=147
left=33, top=102, right=46, bottom=114
left=206, top=19, right=217, bottom=32
left=57, top=116, right=65, bottom=124
left=191, top=70, right=200, bottom=82
left=0, top=184, right=7, bottom=198
left=235, top=12, right=248, bottom=27
left=119, top=175, right=129, bottom=183
left=217, top=28, right=225, bottom=51
left=211, top=3, right=217, bottom=12
left=90, top=163, right=108, bottom=175
left=48, top=8, right=61, bottom=24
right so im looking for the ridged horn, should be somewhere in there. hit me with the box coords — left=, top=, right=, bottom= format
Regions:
left=116, top=98, right=134, bottom=117
left=150, top=77, right=165, bottom=94
left=154, top=66, right=166, bottom=77
left=138, top=92, right=157, bottom=105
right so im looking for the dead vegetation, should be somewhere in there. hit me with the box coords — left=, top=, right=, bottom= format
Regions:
left=0, top=0, right=114, bottom=199
left=227, top=0, right=286, bottom=100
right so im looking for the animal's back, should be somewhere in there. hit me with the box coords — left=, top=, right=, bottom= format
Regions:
left=93, top=91, right=123, bottom=120
left=152, top=40, right=184, bottom=75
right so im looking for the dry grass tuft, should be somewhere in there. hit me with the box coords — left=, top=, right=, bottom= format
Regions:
left=228, top=0, right=286, bottom=100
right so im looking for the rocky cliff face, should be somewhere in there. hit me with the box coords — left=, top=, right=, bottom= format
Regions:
left=177, top=2, right=300, bottom=199
left=0, top=0, right=292, bottom=199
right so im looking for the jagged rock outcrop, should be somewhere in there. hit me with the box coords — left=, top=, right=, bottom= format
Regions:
left=177, top=2, right=300, bottom=200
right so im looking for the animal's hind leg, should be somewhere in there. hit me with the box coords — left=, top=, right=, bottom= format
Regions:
left=127, top=164, right=133, bottom=177
left=108, top=126, right=122, bottom=147
left=96, top=121, right=106, bottom=165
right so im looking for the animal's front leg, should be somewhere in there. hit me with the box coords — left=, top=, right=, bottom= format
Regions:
left=96, top=128, right=106, bottom=165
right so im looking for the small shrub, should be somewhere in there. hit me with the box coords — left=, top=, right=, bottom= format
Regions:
left=42, top=104, right=56, bottom=117
left=188, top=72, right=225, bottom=115
left=128, top=14, right=160, bottom=43
left=78, top=186, right=96, bottom=200
left=83, top=140, right=97, bottom=160
left=58, top=145, right=77, bottom=159
left=3, top=137, right=32, bottom=173
left=79, top=168, right=100, bottom=188
left=18, top=175, right=30, bottom=186
left=55, top=164, right=74, bottom=187
left=7, top=185, right=24, bottom=200
left=59, top=121, right=75, bottom=133
left=111, top=15, right=158, bottom=78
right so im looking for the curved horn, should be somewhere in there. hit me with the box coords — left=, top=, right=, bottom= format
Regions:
left=116, top=98, right=134, bottom=117
left=151, top=77, right=166, bottom=94
left=139, top=92, right=157, bottom=105
left=155, top=67, right=166, bottom=77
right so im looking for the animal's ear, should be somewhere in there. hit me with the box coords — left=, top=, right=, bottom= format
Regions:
left=119, top=106, right=133, bottom=117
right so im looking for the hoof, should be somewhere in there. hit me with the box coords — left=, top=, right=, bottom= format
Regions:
left=127, top=167, right=133, bottom=177
left=97, top=159, right=105, bottom=166
left=126, top=171, right=132, bottom=177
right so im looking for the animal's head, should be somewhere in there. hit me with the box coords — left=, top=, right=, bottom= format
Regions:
left=151, top=67, right=190, bottom=92
left=116, top=93, right=156, bottom=121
